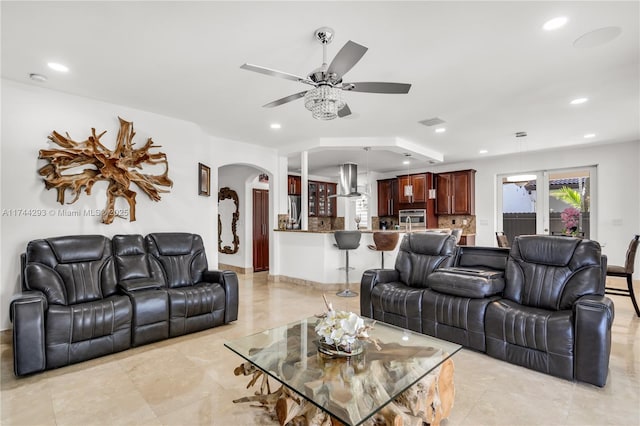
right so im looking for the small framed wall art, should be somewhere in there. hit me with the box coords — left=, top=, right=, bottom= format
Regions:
left=198, top=163, right=211, bottom=196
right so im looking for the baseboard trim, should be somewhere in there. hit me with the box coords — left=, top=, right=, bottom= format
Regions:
left=267, top=274, right=351, bottom=291
left=217, top=263, right=253, bottom=275
left=1, top=329, right=12, bottom=345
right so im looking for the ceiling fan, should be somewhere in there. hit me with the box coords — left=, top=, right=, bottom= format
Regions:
left=240, top=27, right=412, bottom=120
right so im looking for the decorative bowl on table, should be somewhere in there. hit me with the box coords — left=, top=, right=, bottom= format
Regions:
left=314, top=296, right=379, bottom=357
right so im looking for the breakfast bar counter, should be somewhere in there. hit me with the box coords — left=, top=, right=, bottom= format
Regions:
left=271, top=229, right=447, bottom=288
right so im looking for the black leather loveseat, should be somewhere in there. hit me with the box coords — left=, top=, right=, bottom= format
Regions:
left=361, top=232, right=614, bottom=387
left=10, top=233, right=239, bottom=376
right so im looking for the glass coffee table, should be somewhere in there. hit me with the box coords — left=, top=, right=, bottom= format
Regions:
left=225, top=316, right=462, bottom=426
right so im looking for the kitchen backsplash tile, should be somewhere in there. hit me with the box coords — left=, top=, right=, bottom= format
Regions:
left=438, top=215, right=476, bottom=234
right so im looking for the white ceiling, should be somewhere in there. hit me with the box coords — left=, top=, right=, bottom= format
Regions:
left=2, top=1, right=638, bottom=178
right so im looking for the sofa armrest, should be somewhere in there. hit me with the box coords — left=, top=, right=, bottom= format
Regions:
left=360, top=269, right=399, bottom=318
left=203, top=270, right=239, bottom=323
left=10, top=291, right=47, bottom=376
left=118, top=278, right=163, bottom=292
left=427, top=267, right=505, bottom=298
left=574, top=295, right=615, bottom=387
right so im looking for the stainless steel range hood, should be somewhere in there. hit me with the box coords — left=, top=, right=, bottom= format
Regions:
left=330, top=162, right=363, bottom=198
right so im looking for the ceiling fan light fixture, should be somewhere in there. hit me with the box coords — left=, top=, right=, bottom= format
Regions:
left=304, top=86, right=345, bottom=120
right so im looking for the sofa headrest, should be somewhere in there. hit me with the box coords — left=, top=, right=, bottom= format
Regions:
left=148, top=233, right=201, bottom=256
left=43, top=235, right=108, bottom=263
left=512, top=235, right=582, bottom=266
left=400, top=232, right=456, bottom=256
left=113, top=235, right=146, bottom=256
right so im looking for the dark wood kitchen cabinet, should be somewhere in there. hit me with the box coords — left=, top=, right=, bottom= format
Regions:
left=309, top=180, right=337, bottom=217
left=398, top=173, right=427, bottom=204
left=435, top=169, right=476, bottom=215
left=287, top=175, right=301, bottom=195
left=377, top=178, right=398, bottom=217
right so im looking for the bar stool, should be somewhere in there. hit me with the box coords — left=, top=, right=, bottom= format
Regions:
left=367, top=232, right=399, bottom=269
left=334, top=230, right=362, bottom=297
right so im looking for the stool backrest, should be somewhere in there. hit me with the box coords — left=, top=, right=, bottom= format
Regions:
left=334, top=231, right=362, bottom=250
left=496, top=232, right=510, bottom=248
left=372, top=232, right=399, bottom=251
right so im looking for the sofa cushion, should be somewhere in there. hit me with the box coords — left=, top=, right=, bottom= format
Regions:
left=427, top=267, right=505, bottom=298
left=25, top=236, right=117, bottom=304
left=370, top=282, right=423, bottom=332
left=485, top=298, right=574, bottom=380
left=146, top=233, right=208, bottom=288
left=45, top=295, right=132, bottom=369
left=394, top=233, right=456, bottom=288
left=166, top=283, right=226, bottom=336
left=113, top=234, right=165, bottom=289
left=505, top=236, right=603, bottom=310
left=422, top=289, right=497, bottom=351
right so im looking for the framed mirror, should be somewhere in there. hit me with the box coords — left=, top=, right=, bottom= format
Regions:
left=218, top=187, right=240, bottom=254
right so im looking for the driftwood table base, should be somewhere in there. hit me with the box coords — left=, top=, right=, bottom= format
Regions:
left=233, top=357, right=455, bottom=426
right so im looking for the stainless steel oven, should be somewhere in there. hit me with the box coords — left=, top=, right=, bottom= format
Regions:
left=399, top=209, right=426, bottom=229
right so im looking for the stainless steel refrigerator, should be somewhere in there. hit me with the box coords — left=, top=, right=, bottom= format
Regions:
left=287, top=195, right=301, bottom=229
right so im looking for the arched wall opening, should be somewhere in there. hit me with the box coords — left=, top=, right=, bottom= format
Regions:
left=217, top=163, right=274, bottom=274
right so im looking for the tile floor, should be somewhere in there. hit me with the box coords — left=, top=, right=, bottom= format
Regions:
left=1, top=273, right=639, bottom=426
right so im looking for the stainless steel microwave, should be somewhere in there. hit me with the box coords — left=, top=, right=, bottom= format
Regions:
left=399, top=209, right=426, bottom=228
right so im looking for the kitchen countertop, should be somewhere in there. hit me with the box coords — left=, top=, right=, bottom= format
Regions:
left=274, top=228, right=462, bottom=234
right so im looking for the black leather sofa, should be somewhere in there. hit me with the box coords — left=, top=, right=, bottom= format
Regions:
left=10, top=233, right=239, bottom=376
left=361, top=233, right=614, bottom=387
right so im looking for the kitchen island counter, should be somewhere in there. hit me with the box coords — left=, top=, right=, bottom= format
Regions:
left=274, top=228, right=448, bottom=234
left=271, top=229, right=449, bottom=289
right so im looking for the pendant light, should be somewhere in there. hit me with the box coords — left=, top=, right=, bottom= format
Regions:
left=404, top=153, right=413, bottom=200
left=506, top=132, right=536, bottom=186
left=363, top=147, right=371, bottom=196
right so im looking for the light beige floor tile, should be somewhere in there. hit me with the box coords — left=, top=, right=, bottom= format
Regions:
left=1, top=273, right=638, bottom=425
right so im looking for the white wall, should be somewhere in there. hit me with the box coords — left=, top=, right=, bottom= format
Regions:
left=0, top=80, right=280, bottom=330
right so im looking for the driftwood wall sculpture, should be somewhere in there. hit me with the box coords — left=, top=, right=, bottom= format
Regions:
left=38, top=117, right=173, bottom=224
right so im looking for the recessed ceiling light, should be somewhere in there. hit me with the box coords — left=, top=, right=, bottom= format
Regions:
left=270, top=123, right=281, bottom=129
left=402, top=160, right=410, bottom=165
left=570, top=97, right=588, bottom=105
left=584, top=133, right=596, bottom=139
left=543, top=16, right=568, bottom=31
left=479, top=149, right=488, bottom=154
left=47, top=62, right=69, bottom=72
left=435, top=128, right=446, bottom=133
left=29, top=73, right=47, bottom=82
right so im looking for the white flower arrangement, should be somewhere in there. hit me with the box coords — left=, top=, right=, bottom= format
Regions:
left=315, top=295, right=380, bottom=352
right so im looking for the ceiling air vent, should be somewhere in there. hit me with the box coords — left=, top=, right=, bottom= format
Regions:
left=419, top=117, right=446, bottom=127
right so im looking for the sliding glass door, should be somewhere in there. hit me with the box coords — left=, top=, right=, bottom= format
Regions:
left=497, top=166, right=596, bottom=244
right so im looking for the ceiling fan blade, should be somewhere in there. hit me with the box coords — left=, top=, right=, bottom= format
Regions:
left=327, top=41, right=368, bottom=79
left=262, top=91, right=309, bottom=108
left=338, top=104, right=352, bottom=118
left=342, top=82, right=411, bottom=94
left=240, top=63, right=316, bottom=86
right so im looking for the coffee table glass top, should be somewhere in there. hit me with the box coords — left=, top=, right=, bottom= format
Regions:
left=225, top=317, right=462, bottom=426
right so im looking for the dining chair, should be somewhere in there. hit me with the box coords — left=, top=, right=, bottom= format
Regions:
left=605, top=234, right=640, bottom=317
left=496, top=232, right=509, bottom=248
